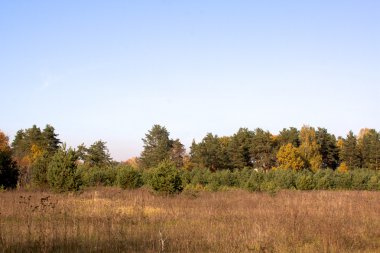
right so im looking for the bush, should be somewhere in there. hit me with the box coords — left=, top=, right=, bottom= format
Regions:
left=0, top=150, right=19, bottom=189
left=116, top=165, right=143, bottom=189
left=31, top=153, right=51, bottom=188
left=147, top=160, right=183, bottom=194
left=246, top=171, right=264, bottom=191
left=295, top=171, right=315, bottom=190
left=47, top=146, right=82, bottom=192
left=78, top=165, right=117, bottom=187
left=314, top=169, right=335, bottom=190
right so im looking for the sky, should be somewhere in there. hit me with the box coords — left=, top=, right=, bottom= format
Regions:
left=1, top=0, right=379, bottom=161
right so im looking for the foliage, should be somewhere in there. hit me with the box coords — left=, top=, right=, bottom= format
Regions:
left=190, top=133, right=230, bottom=171
left=78, top=164, right=117, bottom=187
left=0, top=131, right=19, bottom=189
left=77, top=140, right=113, bottom=167
left=140, top=125, right=185, bottom=169
left=116, top=165, right=143, bottom=189
left=299, top=126, right=322, bottom=172
left=47, top=145, right=82, bottom=192
left=146, top=160, right=183, bottom=194
left=276, top=143, right=306, bottom=170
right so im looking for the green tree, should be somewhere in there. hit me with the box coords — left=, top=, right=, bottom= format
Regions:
left=277, top=127, right=300, bottom=148
left=170, top=139, right=186, bottom=168
left=42, top=124, right=61, bottom=154
left=47, top=145, right=81, bottom=192
left=340, top=131, right=361, bottom=169
left=250, top=128, right=275, bottom=170
left=87, top=140, right=112, bottom=167
left=147, top=160, right=183, bottom=194
left=358, top=129, right=380, bottom=170
left=190, top=133, right=230, bottom=171
left=316, top=127, right=339, bottom=169
left=227, top=128, right=254, bottom=169
left=140, top=125, right=172, bottom=169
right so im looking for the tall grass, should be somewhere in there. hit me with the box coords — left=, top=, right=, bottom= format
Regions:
left=0, top=188, right=379, bottom=252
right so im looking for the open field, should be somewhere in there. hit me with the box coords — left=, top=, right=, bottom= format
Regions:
left=0, top=188, right=380, bottom=253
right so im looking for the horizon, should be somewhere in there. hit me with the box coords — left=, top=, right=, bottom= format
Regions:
left=1, top=1, right=379, bottom=161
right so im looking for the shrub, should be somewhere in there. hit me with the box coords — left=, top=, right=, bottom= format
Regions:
left=246, top=171, right=264, bottom=191
left=116, top=165, right=143, bottom=189
left=314, top=169, right=335, bottom=190
left=79, top=165, right=117, bottom=187
left=295, top=171, right=315, bottom=190
left=31, top=153, right=52, bottom=188
left=0, top=150, right=19, bottom=189
left=47, top=146, right=82, bottom=192
left=147, top=160, right=183, bottom=194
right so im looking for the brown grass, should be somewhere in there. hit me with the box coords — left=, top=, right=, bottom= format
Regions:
left=0, top=188, right=379, bottom=252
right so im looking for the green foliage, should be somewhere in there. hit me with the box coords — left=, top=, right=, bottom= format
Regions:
left=190, top=133, right=230, bottom=171
left=78, top=164, right=117, bottom=187
left=340, top=131, right=361, bottom=169
left=250, top=128, right=275, bottom=170
left=31, top=152, right=51, bottom=188
left=116, top=165, right=143, bottom=189
left=77, top=140, right=112, bottom=167
left=47, top=146, right=82, bottom=192
left=227, top=128, right=254, bottom=169
left=295, top=170, right=315, bottom=190
left=146, top=160, right=183, bottom=194
left=139, top=125, right=185, bottom=169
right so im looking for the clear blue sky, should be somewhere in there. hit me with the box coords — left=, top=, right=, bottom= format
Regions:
left=1, top=1, right=379, bottom=161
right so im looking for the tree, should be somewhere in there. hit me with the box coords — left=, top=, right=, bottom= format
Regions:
left=316, top=128, right=339, bottom=169
left=299, top=126, right=322, bottom=172
left=42, top=124, right=61, bottom=154
left=170, top=139, right=186, bottom=168
left=190, top=133, right=230, bottom=171
left=277, top=127, right=300, bottom=148
left=139, top=125, right=185, bottom=169
left=140, top=125, right=172, bottom=169
left=250, top=128, right=275, bottom=170
left=47, top=145, right=81, bottom=192
left=87, top=140, right=112, bottom=167
left=0, top=131, right=18, bottom=188
left=276, top=143, right=306, bottom=171
left=340, top=131, right=361, bottom=169
left=11, top=124, right=61, bottom=186
left=358, top=129, right=380, bottom=170
left=227, top=128, right=253, bottom=169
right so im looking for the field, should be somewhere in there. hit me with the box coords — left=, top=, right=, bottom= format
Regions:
left=0, top=188, right=379, bottom=253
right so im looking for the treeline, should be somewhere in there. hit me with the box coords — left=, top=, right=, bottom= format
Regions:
left=0, top=124, right=380, bottom=193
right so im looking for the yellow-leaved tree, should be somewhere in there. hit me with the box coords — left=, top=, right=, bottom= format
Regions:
left=299, top=126, right=322, bottom=172
left=276, top=143, right=306, bottom=171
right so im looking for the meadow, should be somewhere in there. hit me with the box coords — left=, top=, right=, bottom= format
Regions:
left=1, top=188, right=379, bottom=253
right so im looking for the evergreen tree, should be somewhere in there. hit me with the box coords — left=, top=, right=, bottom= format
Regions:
left=190, top=133, right=230, bottom=171
left=358, top=129, right=380, bottom=170
left=277, top=127, right=300, bottom=148
left=87, top=140, right=112, bottom=167
left=340, top=131, right=361, bottom=169
left=316, top=128, right=340, bottom=169
left=139, top=125, right=172, bottom=169
left=250, top=128, right=275, bottom=170
left=227, top=128, right=253, bottom=169
left=47, top=145, right=81, bottom=192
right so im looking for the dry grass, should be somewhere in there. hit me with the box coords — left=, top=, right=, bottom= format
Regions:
left=0, top=188, right=379, bottom=253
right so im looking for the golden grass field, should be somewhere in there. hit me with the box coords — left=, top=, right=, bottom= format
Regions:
left=0, top=188, right=379, bottom=253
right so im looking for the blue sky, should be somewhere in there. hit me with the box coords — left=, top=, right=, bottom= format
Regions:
left=1, top=1, right=379, bottom=161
